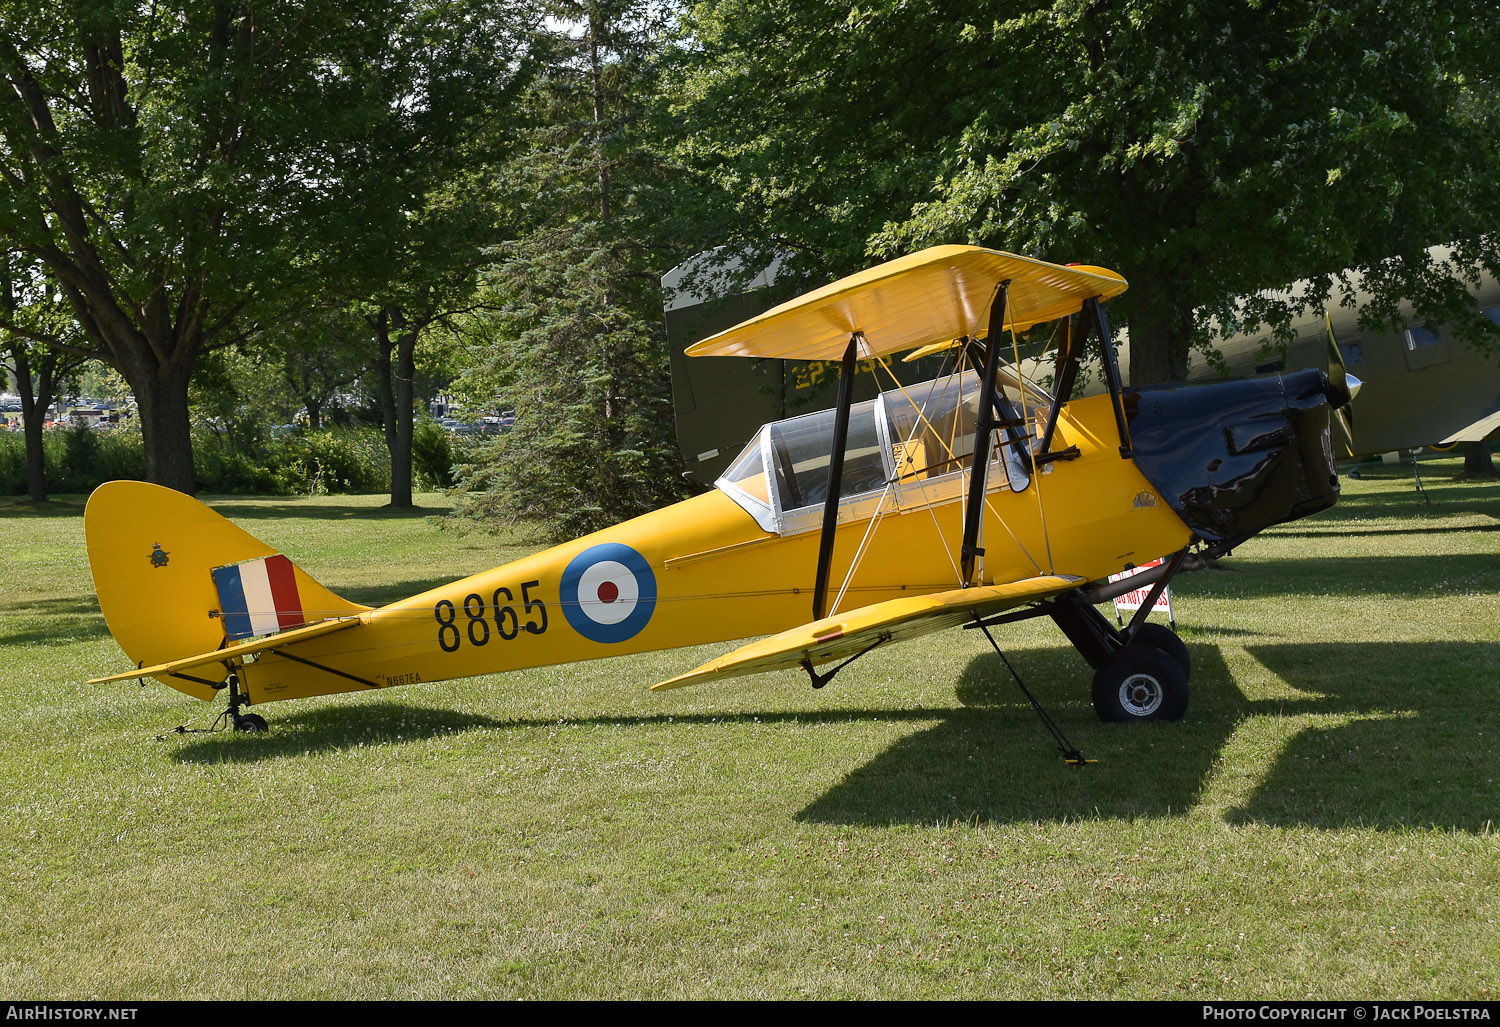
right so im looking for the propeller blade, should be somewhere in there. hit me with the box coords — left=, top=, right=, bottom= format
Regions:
left=1323, top=313, right=1353, bottom=409
left=1325, top=314, right=1358, bottom=456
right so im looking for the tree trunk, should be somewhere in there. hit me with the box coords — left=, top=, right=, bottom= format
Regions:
left=129, top=361, right=197, bottom=494
left=1123, top=274, right=1194, bottom=386
left=22, top=400, right=46, bottom=500
left=389, top=321, right=418, bottom=509
left=11, top=345, right=49, bottom=501
left=1463, top=440, right=1496, bottom=476
left=371, top=306, right=417, bottom=509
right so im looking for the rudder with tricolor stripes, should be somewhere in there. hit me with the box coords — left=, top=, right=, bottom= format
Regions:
left=85, top=481, right=368, bottom=699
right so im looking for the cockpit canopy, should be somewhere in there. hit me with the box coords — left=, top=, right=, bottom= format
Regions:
left=717, top=366, right=1049, bottom=535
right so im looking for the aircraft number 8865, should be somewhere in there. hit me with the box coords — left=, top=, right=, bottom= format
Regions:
left=434, top=581, right=548, bottom=653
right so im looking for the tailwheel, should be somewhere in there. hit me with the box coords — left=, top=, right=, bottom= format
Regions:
left=234, top=712, right=268, bottom=734
left=1091, top=644, right=1188, bottom=723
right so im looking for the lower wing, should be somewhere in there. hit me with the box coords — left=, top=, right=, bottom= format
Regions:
left=1440, top=408, right=1500, bottom=446
left=653, top=574, right=1083, bottom=691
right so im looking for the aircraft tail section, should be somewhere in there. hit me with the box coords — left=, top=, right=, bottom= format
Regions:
left=85, top=481, right=369, bottom=699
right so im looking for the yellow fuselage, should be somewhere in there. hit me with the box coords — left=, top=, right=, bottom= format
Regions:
left=238, top=393, right=1189, bottom=705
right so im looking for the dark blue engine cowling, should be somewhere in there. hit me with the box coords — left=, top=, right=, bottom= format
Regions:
left=1124, top=369, right=1341, bottom=550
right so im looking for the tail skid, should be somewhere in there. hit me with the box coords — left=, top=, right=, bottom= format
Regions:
left=85, top=482, right=368, bottom=702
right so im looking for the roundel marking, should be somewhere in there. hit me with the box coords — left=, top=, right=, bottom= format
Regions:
left=560, top=543, right=657, bottom=644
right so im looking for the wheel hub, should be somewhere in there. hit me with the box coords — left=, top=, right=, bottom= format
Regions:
left=1118, top=673, right=1163, bottom=717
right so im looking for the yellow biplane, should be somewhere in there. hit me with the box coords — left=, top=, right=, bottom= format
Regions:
left=86, top=246, right=1348, bottom=743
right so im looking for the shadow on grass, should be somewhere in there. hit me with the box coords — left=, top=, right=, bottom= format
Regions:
left=329, top=570, right=557, bottom=607
left=1271, top=523, right=1500, bottom=539
left=798, top=643, right=1247, bottom=826
left=169, top=701, right=963, bottom=765
left=1178, top=552, right=1500, bottom=601
left=0, top=595, right=108, bottom=646
left=163, top=632, right=1496, bottom=831
left=1284, top=475, right=1500, bottom=523
left=171, top=703, right=508, bottom=763
left=0, top=496, right=86, bottom=518
left=203, top=498, right=438, bottom=521
left=1225, top=642, right=1500, bottom=833
left=1179, top=624, right=1263, bottom=638
left=798, top=640, right=1499, bottom=833
left=335, top=578, right=471, bottom=607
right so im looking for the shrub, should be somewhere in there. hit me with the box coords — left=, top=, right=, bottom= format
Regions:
left=0, top=421, right=429, bottom=497
left=412, top=418, right=456, bottom=489
left=268, top=427, right=389, bottom=494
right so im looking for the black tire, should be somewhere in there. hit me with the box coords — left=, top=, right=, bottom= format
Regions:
left=235, top=713, right=268, bottom=734
left=1130, top=623, right=1191, bottom=678
left=1091, top=645, right=1189, bottom=723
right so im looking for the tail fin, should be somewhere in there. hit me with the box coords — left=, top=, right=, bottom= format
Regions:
left=85, top=482, right=368, bottom=699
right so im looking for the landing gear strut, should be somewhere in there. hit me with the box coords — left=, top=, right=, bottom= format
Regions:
left=220, top=667, right=267, bottom=733
left=1047, top=588, right=1193, bottom=723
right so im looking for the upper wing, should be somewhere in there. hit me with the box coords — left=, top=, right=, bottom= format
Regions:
left=685, top=246, right=1126, bottom=362
left=652, top=574, right=1083, bottom=691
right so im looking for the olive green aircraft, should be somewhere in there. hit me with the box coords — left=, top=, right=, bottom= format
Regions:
left=1135, top=256, right=1500, bottom=459
left=666, top=249, right=1500, bottom=475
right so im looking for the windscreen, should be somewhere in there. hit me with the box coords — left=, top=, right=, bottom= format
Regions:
left=720, top=430, right=771, bottom=504
left=768, top=400, right=887, bottom=510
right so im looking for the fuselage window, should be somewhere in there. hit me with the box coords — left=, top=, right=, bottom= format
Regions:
left=1403, top=324, right=1442, bottom=350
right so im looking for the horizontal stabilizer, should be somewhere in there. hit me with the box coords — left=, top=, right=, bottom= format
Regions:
left=653, top=574, right=1083, bottom=691
left=89, top=616, right=362, bottom=685
left=1440, top=408, right=1500, bottom=446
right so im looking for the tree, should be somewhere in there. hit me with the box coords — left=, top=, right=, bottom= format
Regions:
left=364, top=164, right=519, bottom=508
left=0, top=1, right=538, bottom=492
left=455, top=2, right=690, bottom=536
left=272, top=302, right=371, bottom=430
left=669, top=0, right=1500, bottom=384
left=1463, top=441, right=1496, bottom=478
left=0, top=248, right=85, bottom=500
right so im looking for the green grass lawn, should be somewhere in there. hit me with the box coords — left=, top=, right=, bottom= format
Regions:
left=1, top=468, right=1497, bottom=999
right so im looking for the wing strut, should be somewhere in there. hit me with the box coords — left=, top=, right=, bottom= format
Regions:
left=975, top=621, right=1093, bottom=767
left=1089, top=296, right=1133, bottom=459
left=1034, top=314, right=1081, bottom=463
left=960, top=280, right=1010, bottom=585
left=812, top=335, right=860, bottom=620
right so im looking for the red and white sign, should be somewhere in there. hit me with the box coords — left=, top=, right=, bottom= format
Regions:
left=1109, top=558, right=1174, bottom=621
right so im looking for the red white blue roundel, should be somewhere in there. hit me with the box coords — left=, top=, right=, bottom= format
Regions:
left=560, top=543, right=657, bottom=644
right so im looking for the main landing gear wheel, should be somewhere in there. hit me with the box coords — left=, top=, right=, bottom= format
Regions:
left=1131, top=623, right=1190, bottom=677
left=1091, top=644, right=1188, bottom=723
